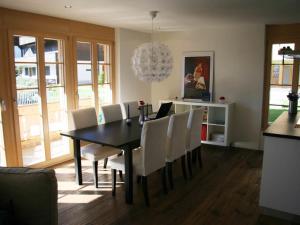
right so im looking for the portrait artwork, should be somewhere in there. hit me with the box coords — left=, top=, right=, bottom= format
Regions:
left=183, top=52, right=214, bottom=101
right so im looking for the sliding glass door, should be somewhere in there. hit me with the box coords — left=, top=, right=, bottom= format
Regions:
left=13, top=35, right=45, bottom=166
left=44, top=38, right=69, bottom=159
left=268, top=43, right=295, bottom=124
left=12, top=35, right=70, bottom=166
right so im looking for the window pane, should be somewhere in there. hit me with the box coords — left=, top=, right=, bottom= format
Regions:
left=77, top=42, right=91, bottom=63
left=77, top=64, right=92, bottom=85
left=14, top=36, right=37, bottom=62
left=97, top=44, right=104, bottom=62
left=268, top=105, right=288, bottom=124
left=97, top=44, right=110, bottom=63
left=269, top=86, right=290, bottom=106
left=17, top=89, right=45, bottom=166
left=98, top=84, right=112, bottom=106
left=46, top=87, right=69, bottom=158
left=268, top=86, right=290, bottom=123
left=270, top=65, right=280, bottom=85
left=45, top=63, right=64, bottom=86
left=44, top=39, right=64, bottom=63
left=78, top=85, right=94, bottom=109
left=98, top=64, right=110, bottom=84
left=282, top=65, right=293, bottom=85
left=16, top=63, right=38, bottom=88
left=272, top=43, right=295, bottom=65
left=270, top=65, right=293, bottom=85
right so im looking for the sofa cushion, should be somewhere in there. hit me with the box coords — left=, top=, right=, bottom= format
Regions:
left=0, top=167, right=58, bottom=225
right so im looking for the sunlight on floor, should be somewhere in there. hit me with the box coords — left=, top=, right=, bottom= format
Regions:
left=58, top=194, right=103, bottom=204
left=57, top=181, right=82, bottom=191
left=55, top=167, right=77, bottom=174
left=55, top=159, right=124, bottom=205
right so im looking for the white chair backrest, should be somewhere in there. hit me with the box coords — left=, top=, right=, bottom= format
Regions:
left=101, top=104, right=123, bottom=123
left=187, top=108, right=204, bottom=151
left=71, top=107, right=98, bottom=130
left=121, top=101, right=139, bottom=119
left=166, top=111, right=189, bottom=161
left=140, top=117, right=169, bottom=176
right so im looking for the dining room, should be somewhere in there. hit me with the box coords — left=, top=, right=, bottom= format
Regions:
left=1, top=1, right=300, bottom=225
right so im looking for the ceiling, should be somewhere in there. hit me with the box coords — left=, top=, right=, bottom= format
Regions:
left=1, top=0, right=300, bottom=32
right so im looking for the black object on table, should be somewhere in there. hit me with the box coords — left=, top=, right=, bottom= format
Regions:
left=61, top=117, right=142, bottom=204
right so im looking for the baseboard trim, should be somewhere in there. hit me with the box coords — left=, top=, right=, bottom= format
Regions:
left=261, top=206, right=300, bottom=223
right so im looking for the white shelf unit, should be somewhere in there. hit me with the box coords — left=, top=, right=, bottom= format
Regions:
left=160, top=100, right=234, bottom=147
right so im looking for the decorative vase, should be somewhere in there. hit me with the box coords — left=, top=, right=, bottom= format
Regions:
left=287, top=92, right=299, bottom=115
left=139, top=107, right=144, bottom=125
left=126, top=104, right=132, bottom=124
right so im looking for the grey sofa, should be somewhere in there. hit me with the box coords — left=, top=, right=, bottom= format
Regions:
left=0, top=167, right=58, bottom=225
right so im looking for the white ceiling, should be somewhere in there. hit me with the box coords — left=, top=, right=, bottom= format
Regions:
left=1, top=0, right=300, bottom=32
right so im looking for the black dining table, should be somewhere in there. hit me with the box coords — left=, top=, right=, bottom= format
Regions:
left=60, top=116, right=142, bottom=204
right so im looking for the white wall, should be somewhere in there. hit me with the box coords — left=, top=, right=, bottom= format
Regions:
left=115, top=28, right=151, bottom=103
left=151, top=25, right=265, bottom=150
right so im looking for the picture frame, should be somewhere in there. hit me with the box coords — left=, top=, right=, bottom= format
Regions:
left=182, top=51, right=214, bottom=102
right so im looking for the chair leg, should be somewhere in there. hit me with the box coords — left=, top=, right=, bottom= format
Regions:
left=187, top=151, right=193, bottom=178
left=181, top=155, right=187, bottom=180
left=161, top=167, right=168, bottom=194
left=166, top=162, right=174, bottom=190
left=141, top=176, right=150, bottom=206
left=112, top=169, right=116, bottom=196
left=93, top=161, right=98, bottom=188
left=136, top=175, right=141, bottom=184
left=119, top=170, right=123, bottom=180
left=192, top=149, right=197, bottom=163
left=198, top=146, right=203, bottom=168
left=103, top=158, right=108, bottom=169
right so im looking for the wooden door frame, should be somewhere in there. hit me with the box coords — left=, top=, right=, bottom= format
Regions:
left=261, top=25, right=300, bottom=130
left=8, top=30, right=74, bottom=167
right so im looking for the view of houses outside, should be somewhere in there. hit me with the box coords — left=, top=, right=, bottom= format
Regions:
left=76, top=41, right=112, bottom=123
left=268, top=43, right=295, bottom=123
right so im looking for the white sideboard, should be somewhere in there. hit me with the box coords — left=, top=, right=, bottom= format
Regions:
left=160, top=100, right=234, bottom=147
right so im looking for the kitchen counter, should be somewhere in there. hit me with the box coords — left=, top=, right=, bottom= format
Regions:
left=260, top=112, right=300, bottom=222
left=263, top=112, right=300, bottom=140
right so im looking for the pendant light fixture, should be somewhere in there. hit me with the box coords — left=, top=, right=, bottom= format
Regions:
left=132, top=11, right=173, bottom=82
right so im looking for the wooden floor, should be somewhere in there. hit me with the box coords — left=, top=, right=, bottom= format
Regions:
left=55, top=146, right=296, bottom=225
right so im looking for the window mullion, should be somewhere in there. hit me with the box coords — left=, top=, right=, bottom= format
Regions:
left=37, top=36, right=51, bottom=161
left=92, top=42, right=99, bottom=115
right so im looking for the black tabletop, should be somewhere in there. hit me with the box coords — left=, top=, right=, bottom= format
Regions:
left=263, top=112, right=300, bottom=140
left=61, top=117, right=142, bottom=148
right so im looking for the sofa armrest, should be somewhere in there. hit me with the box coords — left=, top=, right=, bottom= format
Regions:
left=0, top=167, right=58, bottom=225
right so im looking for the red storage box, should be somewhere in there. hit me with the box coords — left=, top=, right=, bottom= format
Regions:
left=201, top=124, right=207, bottom=141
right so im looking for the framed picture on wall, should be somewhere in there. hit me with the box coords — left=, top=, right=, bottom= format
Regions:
left=182, top=51, right=214, bottom=101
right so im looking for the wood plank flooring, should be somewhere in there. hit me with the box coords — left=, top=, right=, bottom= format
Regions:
left=54, top=146, right=296, bottom=225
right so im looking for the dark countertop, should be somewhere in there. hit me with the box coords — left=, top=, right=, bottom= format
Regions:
left=263, top=112, right=300, bottom=140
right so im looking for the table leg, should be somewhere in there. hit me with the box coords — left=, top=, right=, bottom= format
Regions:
left=73, top=139, right=82, bottom=185
left=124, top=146, right=133, bottom=204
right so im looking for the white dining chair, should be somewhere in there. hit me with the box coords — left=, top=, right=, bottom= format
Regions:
left=109, top=116, right=170, bottom=206
left=186, top=107, right=204, bottom=176
left=100, top=104, right=124, bottom=168
left=101, top=104, right=123, bottom=123
left=121, top=101, right=140, bottom=119
left=166, top=111, right=190, bottom=189
left=71, top=107, right=122, bottom=188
